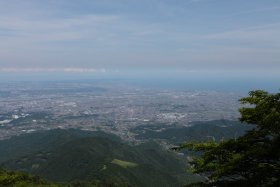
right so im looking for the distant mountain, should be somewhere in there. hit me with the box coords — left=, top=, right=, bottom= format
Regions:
left=132, top=120, right=252, bottom=144
left=0, top=129, right=200, bottom=187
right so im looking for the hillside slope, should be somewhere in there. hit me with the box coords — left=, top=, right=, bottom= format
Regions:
left=0, top=129, right=198, bottom=187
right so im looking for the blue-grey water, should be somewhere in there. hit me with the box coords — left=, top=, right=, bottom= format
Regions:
left=0, top=71, right=279, bottom=93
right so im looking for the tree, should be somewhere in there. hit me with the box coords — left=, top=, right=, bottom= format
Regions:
left=176, top=90, right=280, bottom=187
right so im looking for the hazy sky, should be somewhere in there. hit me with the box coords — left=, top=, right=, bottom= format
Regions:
left=0, top=0, right=280, bottom=72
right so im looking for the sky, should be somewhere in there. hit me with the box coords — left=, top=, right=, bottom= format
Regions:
left=0, top=0, right=280, bottom=74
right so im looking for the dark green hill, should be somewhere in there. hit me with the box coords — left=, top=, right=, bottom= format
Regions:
left=0, top=129, right=120, bottom=163
left=132, top=120, right=252, bottom=144
left=0, top=129, right=199, bottom=187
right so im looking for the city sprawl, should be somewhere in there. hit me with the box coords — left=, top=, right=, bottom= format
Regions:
left=0, top=81, right=241, bottom=141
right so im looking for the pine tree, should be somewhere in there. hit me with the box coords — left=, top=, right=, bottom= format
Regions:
left=177, top=90, right=280, bottom=187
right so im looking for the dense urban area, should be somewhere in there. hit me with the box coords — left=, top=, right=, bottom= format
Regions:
left=0, top=81, right=241, bottom=142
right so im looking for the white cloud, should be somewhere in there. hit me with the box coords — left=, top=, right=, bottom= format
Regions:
left=0, top=67, right=106, bottom=73
left=189, top=0, right=215, bottom=3
left=233, top=6, right=280, bottom=15
left=199, top=23, right=280, bottom=43
left=0, top=14, right=120, bottom=41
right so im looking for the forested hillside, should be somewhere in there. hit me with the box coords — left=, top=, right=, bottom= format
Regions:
left=0, top=129, right=200, bottom=187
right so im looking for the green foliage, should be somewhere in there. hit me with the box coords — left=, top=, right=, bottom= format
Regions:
left=0, top=169, right=61, bottom=187
left=179, top=90, right=280, bottom=187
left=0, top=168, right=134, bottom=187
